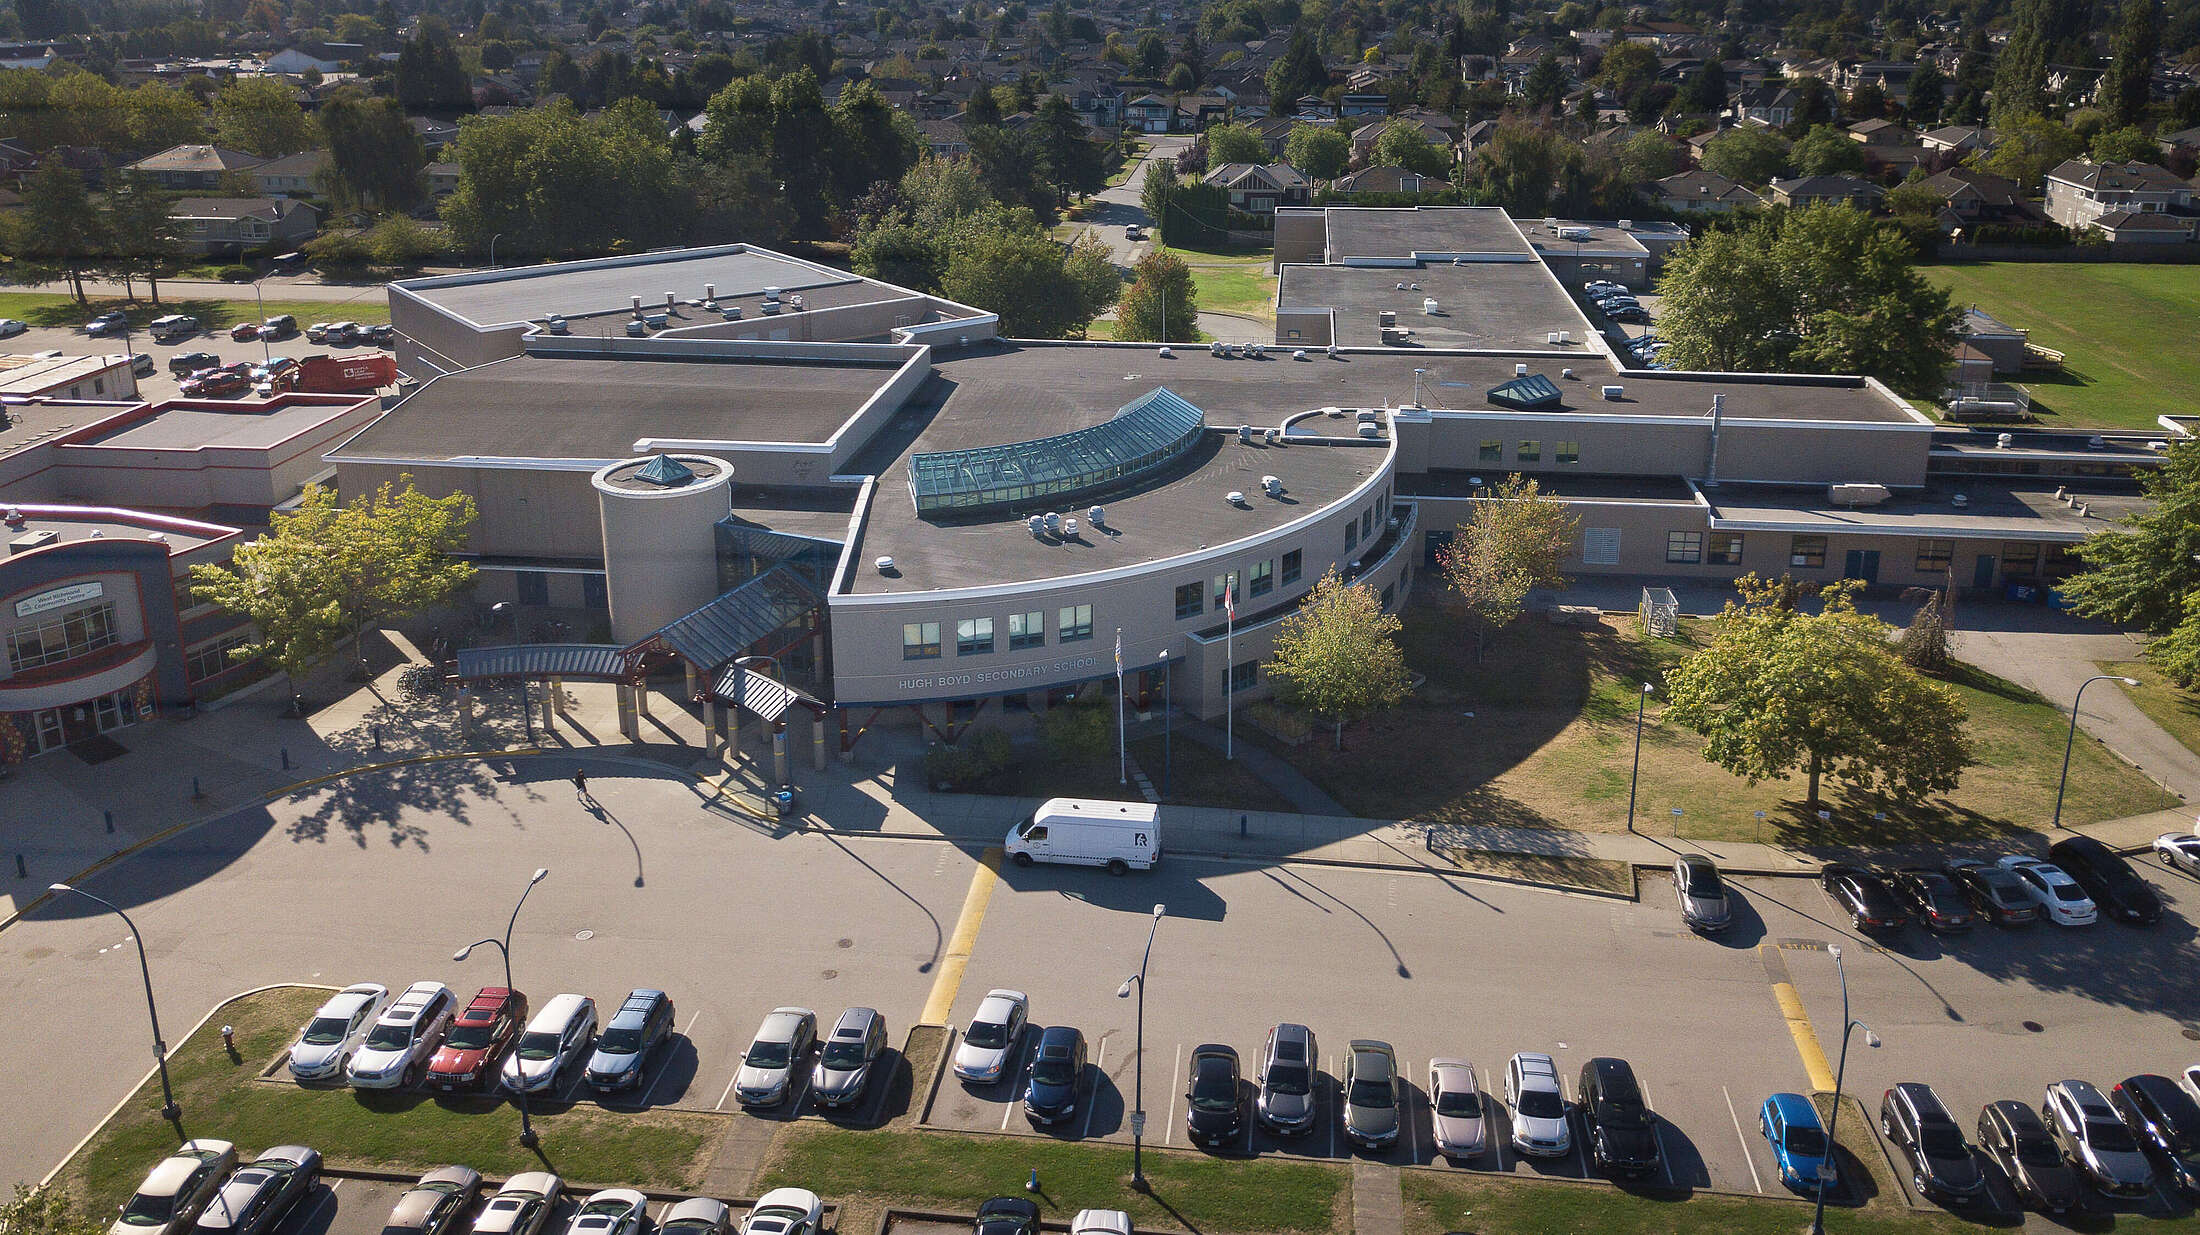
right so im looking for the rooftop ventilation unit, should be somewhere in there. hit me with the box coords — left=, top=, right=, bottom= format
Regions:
left=1062, top=517, right=1078, bottom=536
left=1356, top=409, right=1379, bottom=422
left=1396, top=282, right=1408, bottom=291
left=626, top=319, right=648, bottom=336
left=1158, top=345, right=1173, bottom=357
left=704, top=283, right=716, bottom=303
left=2087, top=436, right=2107, bottom=450
left=788, top=294, right=805, bottom=311
left=1044, top=511, right=1063, bottom=535
left=1088, top=505, right=1105, bottom=526
left=1546, top=332, right=1560, bottom=345
left=1562, top=367, right=1575, bottom=379
left=722, top=305, right=742, bottom=319
left=1618, top=218, right=1633, bottom=229
left=1357, top=423, right=1381, bottom=439
left=1238, top=424, right=1252, bottom=442
left=546, top=315, right=570, bottom=334
left=2149, top=440, right=2170, bottom=451
left=1951, top=493, right=1970, bottom=508
left=1261, top=475, right=1282, bottom=496
left=875, top=555, right=895, bottom=572
left=1028, top=515, right=1046, bottom=538
left=763, top=285, right=782, bottom=301
left=1423, top=298, right=1439, bottom=315
left=630, top=295, right=643, bottom=317
left=146, top=531, right=164, bottom=542
left=1293, top=349, right=1308, bottom=361
left=1515, top=362, right=1530, bottom=376
left=1997, top=432, right=2014, bottom=448
left=1226, top=490, right=1247, bottom=505
left=643, top=312, right=668, bottom=328
left=761, top=301, right=781, bottom=315
left=664, top=292, right=677, bottom=308
left=1602, top=384, right=1625, bottom=400
left=8, top=528, right=54, bottom=553
left=1409, top=282, right=1420, bottom=292
left=1264, top=427, right=1279, bottom=443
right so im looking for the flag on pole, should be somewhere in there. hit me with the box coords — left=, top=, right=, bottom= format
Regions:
left=1114, top=628, right=1127, bottom=784
left=1225, top=584, right=1236, bottom=622
left=1114, top=628, right=1123, bottom=676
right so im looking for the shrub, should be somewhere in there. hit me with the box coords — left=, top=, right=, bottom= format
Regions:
left=216, top=264, right=256, bottom=282
left=1038, top=693, right=1114, bottom=763
left=922, top=724, right=1016, bottom=789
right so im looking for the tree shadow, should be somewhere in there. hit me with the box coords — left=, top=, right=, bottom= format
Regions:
left=282, top=756, right=515, bottom=851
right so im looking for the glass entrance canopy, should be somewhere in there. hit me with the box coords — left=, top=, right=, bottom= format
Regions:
left=909, top=387, right=1207, bottom=516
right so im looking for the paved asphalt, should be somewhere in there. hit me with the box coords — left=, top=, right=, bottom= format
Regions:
left=6, top=314, right=394, bottom=405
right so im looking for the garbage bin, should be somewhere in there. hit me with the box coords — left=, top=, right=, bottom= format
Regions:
left=773, top=788, right=796, bottom=817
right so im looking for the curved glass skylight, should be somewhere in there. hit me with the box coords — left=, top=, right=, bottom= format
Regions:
left=909, top=387, right=1207, bottom=516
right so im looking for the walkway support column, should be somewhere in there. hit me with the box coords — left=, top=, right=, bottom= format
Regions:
left=812, top=713, right=827, bottom=770
left=550, top=678, right=569, bottom=716
left=457, top=687, right=477, bottom=738
left=616, top=684, right=639, bottom=740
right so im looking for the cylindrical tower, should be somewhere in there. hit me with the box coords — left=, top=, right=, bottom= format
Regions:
left=591, top=453, right=735, bottom=642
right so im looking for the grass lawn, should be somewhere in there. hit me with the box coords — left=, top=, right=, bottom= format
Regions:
left=758, top=1126, right=1344, bottom=1234
left=1920, top=262, right=2200, bottom=430
left=1188, top=265, right=1277, bottom=323
left=1259, top=602, right=2173, bottom=846
left=1399, top=1171, right=1975, bottom=1235
left=2100, top=658, right=2200, bottom=761
left=1159, top=243, right=1274, bottom=267
left=54, top=987, right=716, bottom=1218
left=0, top=292, right=391, bottom=331
left=966, top=735, right=1293, bottom=813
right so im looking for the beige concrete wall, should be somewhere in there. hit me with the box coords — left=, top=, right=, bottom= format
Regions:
left=1417, top=412, right=1932, bottom=487
left=48, top=401, right=381, bottom=512
left=1275, top=308, right=1334, bottom=347
left=1274, top=210, right=1327, bottom=268
left=596, top=457, right=734, bottom=642
left=335, top=461, right=607, bottom=562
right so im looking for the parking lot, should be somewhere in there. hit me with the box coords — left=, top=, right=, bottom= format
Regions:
left=3, top=314, right=395, bottom=403
left=263, top=1174, right=815, bottom=1235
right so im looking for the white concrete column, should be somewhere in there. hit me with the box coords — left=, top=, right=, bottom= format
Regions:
left=616, top=685, right=639, bottom=741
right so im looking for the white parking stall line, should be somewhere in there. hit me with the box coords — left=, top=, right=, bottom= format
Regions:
left=784, top=1067, right=813, bottom=1118
left=1494, top=1112, right=1509, bottom=1173
left=1000, top=1077, right=1020, bottom=1130
left=715, top=1068, right=741, bottom=1111
left=288, top=1178, right=340, bottom=1235
left=1644, top=1088, right=1676, bottom=1189
left=1080, top=1039, right=1108, bottom=1141
left=1162, top=1043, right=1183, bottom=1145
left=632, top=1011, right=699, bottom=1109
left=1724, top=1085, right=1765, bottom=1194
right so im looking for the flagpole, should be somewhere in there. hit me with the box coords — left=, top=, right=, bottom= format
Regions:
left=1115, top=628, right=1127, bottom=785
left=1225, top=583, right=1235, bottom=761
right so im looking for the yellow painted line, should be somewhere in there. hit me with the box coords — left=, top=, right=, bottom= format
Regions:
left=1761, top=944, right=1838, bottom=1092
left=920, top=846, right=1003, bottom=1027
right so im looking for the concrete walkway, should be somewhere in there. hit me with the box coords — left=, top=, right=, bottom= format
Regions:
left=1351, top=1160, right=1404, bottom=1235
left=1162, top=716, right=1348, bottom=815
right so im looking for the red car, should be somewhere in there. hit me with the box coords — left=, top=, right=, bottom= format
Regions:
left=181, top=368, right=250, bottom=397
left=426, top=987, right=527, bottom=1091
left=229, top=322, right=261, bottom=342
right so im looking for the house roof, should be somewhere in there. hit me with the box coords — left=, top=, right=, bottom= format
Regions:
left=1770, top=174, right=1884, bottom=198
left=170, top=196, right=317, bottom=222
left=127, top=144, right=268, bottom=174
left=1645, top=169, right=1758, bottom=204
left=1202, top=162, right=1308, bottom=191
left=2092, top=209, right=2194, bottom=232
left=2048, top=159, right=2189, bottom=194
left=252, top=148, right=331, bottom=177
left=1916, top=166, right=2026, bottom=208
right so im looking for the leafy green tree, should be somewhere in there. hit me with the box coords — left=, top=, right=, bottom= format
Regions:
left=2061, top=440, right=2200, bottom=684
left=1467, top=120, right=1568, bottom=215
left=938, top=227, right=1098, bottom=338
left=47, top=72, right=127, bottom=150
left=318, top=90, right=426, bottom=212
left=1520, top=52, right=1567, bottom=112
left=1112, top=248, right=1196, bottom=341
left=679, top=154, right=794, bottom=248
left=2, top=1185, right=106, bottom=1235
left=852, top=215, right=949, bottom=291
left=1264, top=29, right=1326, bottom=110
left=1790, top=123, right=1866, bottom=177
left=1676, top=58, right=1726, bottom=114
left=1204, top=121, right=1267, bottom=166
left=2, top=164, right=104, bottom=301
left=1596, top=39, right=1660, bottom=102
left=212, top=77, right=313, bottom=156
left=100, top=172, right=184, bottom=303
left=364, top=214, right=443, bottom=267
left=1033, top=93, right=1104, bottom=200
left=1617, top=130, right=1680, bottom=183
left=125, top=83, right=206, bottom=153
left=1906, top=61, right=1946, bottom=125
left=1064, top=232, right=1121, bottom=320
left=441, top=100, right=690, bottom=259
left=1993, top=0, right=2088, bottom=127
left=1372, top=123, right=1449, bottom=177
left=1435, top=474, right=1579, bottom=660
left=1700, top=125, right=1791, bottom=186
left=2103, top=0, right=2161, bottom=127
left=2091, top=125, right=2158, bottom=164
left=396, top=21, right=473, bottom=112
left=1268, top=566, right=1413, bottom=749
left=1285, top=123, right=1350, bottom=179
left=1663, top=576, right=1973, bottom=807
left=832, top=78, right=922, bottom=203
left=1968, top=117, right=2083, bottom=189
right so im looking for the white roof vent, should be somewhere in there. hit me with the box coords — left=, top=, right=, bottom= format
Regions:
left=546, top=315, right=569, bottom=334
left=1546, top=332, right=1560, bottom=344
left=1423, top=298, right=1439, bottom=315
left=1264, top=427, right=1279, bottom=443
left=1515, top=362, right=1530, bottom=376
left=1088, top=505, right=1105, bottom=526
left=1158, top=345, right=1173, bottom=357
left=1562, top=367, right=1575, bottom=379
left=1261, top=475, right=1282, bottom=495
left=1356, top=410, right=1379, bottom=423
left=1226, top=490, right=1247, bottom=505
left=1408, top=282, right=1420, bottom=292
left=1619, top=218, right=1633, bottom=229
left=1029, top=515, right=1046, bottom=537
left=625, top=319, right=648, bottom=336
left=1997, top=432, right=2013, bottom=448
left=1357, top=423, right=1381, bottom=439
left=1044, top=511, right=1063, bottom=534
left=703, top=283, right=716, bottom=302
left=789, top=294, right=805, bottom=310
left=1395, top=281, right=1408, bottom=291
left=1602, top=385, right=1624, bottom=400
left=1062, top=517, right=1078, bottom=537
left=1293, top=349, right=1308, bottom=361
left=147, top=531, right=165, bottom=541
left=722, top=305, right=742, bottom=319
left=643, top=312, right=668, bottom=327
left=1557, top=330, right=1569, bottom=344
left=2148, top=440, right=2169, bottom=451
left=763, top=285, right=782, bottom=300
left=874, top=555, right=895, bottom=571
left=1238, top=424, right=1252, bottom=442
left=88, top=529, right=102, bottom=538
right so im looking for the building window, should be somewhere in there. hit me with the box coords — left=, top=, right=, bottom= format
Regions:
left=582, top=573, right=609, bottom=610
left=1582, top=527, right=1621, bottom=565
left=1666, top=531, right=1703, bottom=564
left=1362, top=509, right=1374, bottom=538
left=186, top=632, right=254, bottom=682
left=1556, top=441, right=1580, bottom=464
left=1381, top=583, right=1394, bottom=607
left=1916, top=539, right=1954, bottom=573
left=1249, top=559, right=1274, bottom=597
left=1790, top=535, right=1827, bottom=568
left=1212, top=571, right=1237, bottom=608
left=1708, top=532, right=1744, bottom=565
left=1344, top=521, right=1358, bottom=552
left=902, top=621, right=941, bottom=660
left=1282, top=549, right=1302, bottom=585
left=1230, top=660, right=1259, bottom=693
left=957, top=617, right=994, bottom=655
left=1175, top=581, right=1203, bottom=619
left=1478, top=440, right=1503, bottom=462
left=516, top=571, right=550, bottom=605
left=2003, top=541, right=2041, bottom=575
left=1517, top=440, right=1540, bottom=462
left=1009, top=611, right=1044, bottom=650
left=1058, top=604, right=1093, bottom=642
left=6, top=602, right=117, bottom=671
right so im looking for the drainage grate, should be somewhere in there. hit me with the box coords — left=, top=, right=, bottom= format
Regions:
left=2023, top=1021, right=2044, bottom=1033
left=2184, top=1027, right=2200, bottom=1042
left=837, top=938, right=853, bottom=949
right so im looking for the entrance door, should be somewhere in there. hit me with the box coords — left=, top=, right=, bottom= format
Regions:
left=33, top=708, right=63, bottom=753
left=1843, top=549, right=1881, bottom=584
left=60, top=703, right=96, bottom=745
left=1973, top=555, right=1997, bottom=589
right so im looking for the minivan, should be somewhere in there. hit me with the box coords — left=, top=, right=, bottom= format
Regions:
left=1005, top=798, right=1160, bottom=874
left=503, top=993, right=597, bottom=1094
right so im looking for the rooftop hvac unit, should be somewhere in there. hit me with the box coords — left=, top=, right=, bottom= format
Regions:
left=1515, top=362, right=1530, bottom=376
left=1261, top=475, right=1282, bottom=496
left=1029, top=515, right=1047, bottom=538
left=1828, top=483, right=1890, bottom=507
left=723, top=305, right=742, bottom=319
left=625, top=319, right=648, bottom=336
left=1088, top=505, right=1105, bottom=526
left=1063, top=517, right=1078, bottom=537
left=1044, top=511, right=1063, bottom=535
left=2150, top=440, right=2170, bottom=451
left=1423, top=298, right=1439, bottom=315
left=1158, top=345, right=1173, bottom=357
left=1562, top=367, right=1575, bottom=379
left=1238, top=424, right=1252, bottom=442
left=1357, top=423, right=1381, bottom=439
left=1997, top=432, right=2013, bottom=448
left=1378, top=310, right=1397, bottom=329
left=1356, top=409, right=1379, bottom=423
left=146, top=531, right=164, bottom=542
left=1602, top=384, right=1624, bottom=400
left=546, top=315, right=570, bottom=334
left=1557, top=330, right=1569, bottom=344
left=1543, top=217, right=1559, bottom=230
left=643, top=312, right=668, bottom=328
left=1293, top=349, right=1308, bottom=361
left=875, top=555, right=895, bottom=571
left=1263, top=427, right=1279, bottom=443
left=761, top=301, right=781, bottom=315
left=1546, top=331, right=1560, bottom=345
left=1226, top=490, right=1247, bottom=505
left=763, top=285, right=782, bottom=300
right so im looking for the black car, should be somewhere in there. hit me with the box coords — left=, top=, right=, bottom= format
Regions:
left=1821, top=864, right=1909, bottom=933
left=2111, top=1074, right=2200, bottom=1195
left=1889, top=869, right=1975, bottom=933
left=1673, top=854, right=1732, bottom=932
left=1185, top=1043, right=1244, bottom=1148
left=972, top=1198, right=1038, bottom=1235
left=1977, top=1100, right=2084, bottom=1214
left=1020, top=1026, right=1085, bottom=1125
left=2048, top=836, right=2164, bottom=926
left=1942, top=859, right=2039, bottom=926
left=368, top=323, right=396, bottom=345
left=169, top=351, right=223, bottom=376
left=191, top=1146, right=320, bottom=1235
left=1881, top=1083, right=1985, bottom=1204
left=1579, top=1057, right=1661, bottom=1177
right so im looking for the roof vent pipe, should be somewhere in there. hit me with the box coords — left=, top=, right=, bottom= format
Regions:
left=631, top=295, right=643, bottom=317
left=1705, top=393, right=1724, bottom=488
left=704, top=283, right=716, bottom=302
left=665, top=292, right=677, bottom=308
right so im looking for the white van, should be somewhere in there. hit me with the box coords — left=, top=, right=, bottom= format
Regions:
left=148, top=314, right=198, bottom=342
left=1005, top=798, right=1161, bottom=874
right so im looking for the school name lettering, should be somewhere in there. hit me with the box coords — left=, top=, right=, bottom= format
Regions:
left=897, top=654, right=1100, bottom=692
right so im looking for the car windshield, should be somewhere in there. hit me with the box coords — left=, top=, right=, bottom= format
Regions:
left=119, top=1194, right=173, bottom=1224
left=1785, top=1126, right=1828, bottom=1156
left=596, top=1027, right=642, bottom=1055
left=1032, top=1054, right=1077, bottom=1086
left=1436, top=1089, right=1482, bottom=1117
left=2052, top=883, right=2088, bottom=902
left=364, top=1023, right=412, bottom=1051
left=302, top=1016, right=352, bottom=1047
left=747, top=1040, right=791, bottom=1069
left=964, top=1020, right=1009, bottom=1050
left=445, top=1023, right=496, bottom=1051
left=822, top=1039, right=869, bottom=1068
left=578, top=1201, right=631, bottom=1217
left=1190, top=1065, right=1235, bottom=1111
left=1921, top=1125, right=1965, bottom=1156
left=1599, top=1100, right=1649, bottom=1128
left=2088, top=1120, right=2139, bottom=1153
left=515, top=1030, right=563, bottom=1061
left=1265, top=1065, right=1311, bottom=1096
left=1515, top=1090, right=1563, bottom=1120
left=1348, top=1079, right=1394, bottom=1109
left=1684, top=865, right=1723, bottom=896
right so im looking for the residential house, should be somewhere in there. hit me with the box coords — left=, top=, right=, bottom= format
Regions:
left=1182, top=94, right=1233, bottom=128
left=1767, top=174, right=1884, bottom=208
left=917, top=119, right=970, bottom=159
left=1203, top=162, right=1311, bottom=212
left=1338, top=92, right=1390, bottom=118
left=251, top=149, right=329, bottom=198
left=1909, top=167, right=2045, bottom=231
left=1331, top=165, right=1438, bottom=194
left=408, top=116, right=459, bottom=153
left=1641, top=169, right=1761, bottom=212
left=1127, top=93, right=1174, bottom=133
left=1350, top=110, right=1458, bottom=165
left=1920, top=125, right=1992, bottom=155
left=1846, top=118, right=1914, bottom=145
left=425, top=161, right=460, bottom=197
left=2044, top=159, right=2195, bottom=238
left=1247, top=115, right=1299, bottom=159
left=125, top=144, right=268, bottom=191
left=2156, top=125, right=2200, bottom=161
left=2085, top=211, right=2198, bottom=242
left=1729, top=85, right=1798, bottom=129
left=1839, top=61, right=1917, bottom=104
left=169, top=197, right=319, bottom=256
left=0, top=41, right=61, bottom=69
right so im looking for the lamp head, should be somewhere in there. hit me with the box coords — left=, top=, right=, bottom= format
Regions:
left=47, top=882, right=72, bottom=894
left=1863, top=1026, right=1882, bottom=1048
left=2120, top=677, right=2139, bottom=686
left=1643, top=682, right=1655, bottom=694
left=1828, top=944, right=1842, bottom=961
left=1152, top=903, right=1166, bottom=918
left=1116, top=980, right=1132, bottom=998
left=530, top=868, right=549, bottom=884
left=452, top=945, right=472, bottom=961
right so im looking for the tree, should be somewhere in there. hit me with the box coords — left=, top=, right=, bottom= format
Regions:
left=1204, top=121, right=1267, bottom=166
left=189, top=479, right=477, bottom=685
left=318, top=91, right=425, bottom=211
left=939, top=228, right=1096, bottom=338
left=1268, top=566, right=1412, bottom=749
left=211, top=77, right=313, bottom=156
left=2104, top=0, right=2162, bottom=128
left=1113, top=248, right=1196, bottom=341
left=1435, top=474, right=1579, bottom=660
left=1663, top=576, right=1973, bottom=807
left=101, top=173, right=184, bottom=303
left=1032, top=93, right=1104, bottom=201
left=1285, top=123, right=1350, bottom=179
left=1596, top=40, right=1660, bottom=103
left=1700, top=126, right=1791, bottom=186
left=1790, top=123, right=1867, bottom=177
left=1906, top=60, right=1946, bottom=126
left=1264, top=30, right=1326, bottom=110
left=1968, top=117, right=2083, bottom=190
left=396, top=22, right=473, bottom=112
left=2091, top=125, right=2158, bottom=164
left=833, top=79, right=922, bottom=204
left=126, top=84, right=207, bottom=153
left=364, top=214, right=443, bottom=266
left=441, top=101, right=690, bottom=259
left=1617, top=130, right=1680, bottom=182
left=1993, top=0, right=2088, bottom=127
left=1063, top=232, right=1121, bottom=322
left=680, top=154, right=794, bottom=247
left=2, top=164, right=103, bottom=301
left=1677, top=59, right=1727, bottom=115
left=2061, top=440, right=2200, bottom=683
left=1371, top=123, right=1449, bottom=177
left=1520, top=52, right=1567, bottom=112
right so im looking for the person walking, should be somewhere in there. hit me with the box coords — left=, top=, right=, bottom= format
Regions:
left=573, top=768, right=589, bottom=802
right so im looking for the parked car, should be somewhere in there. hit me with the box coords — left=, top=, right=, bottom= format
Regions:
left=0, top=318, right=25, bottom=338
left=369, top=323, right=396, bottom=345
left=169, top=351, right=222, bottom=376
left=249, top=356, right=299, bottom=386
left=190, top=1146, right=319, bottom=1235
left=380, top=1167, right=481, bottom=1235
left=586, top=988, right=675, bottom=1093
left=1342, top=1040, right=1402, bottom=1148
left=149, top=314, right=198, bottom=342
left=1760, top=1092, right=1835, bottom=1193
left=1184, top=1043, right=1244, bottom=1147
left=1673, top=853, right=1732, bottom=932
left=181, top=369, right=250, bottom=398
left=503, top=993, right=597, bottom=1095
left=126, top=352, right=155, bottom=378
left=86, top=311, right=128, bottom=337
left=1977, top=1100, right=2083, bottom=1214
left=740, top=1190, right=823, bottom=1235
left=346, top=980, right=455, bottom=1089
left=2157, top=832, right=2200, bottom=876
left=1067, top=1212, right=1129, bottom=1235
left=2044, top=1079, right=2155, bottom=1196
left=970, top=1198, right=1037, bottom=1235
left=1889, top=869, right=1974, bottom=933
left=1820, top=864, right=1909, bottom=933
left=1123, top=224, right=1144, bottom=240
left=1426, top=1059, right=1486, bottom=1160
left=1022, top=1025, right=1087, bottom=1125
left=286, top=982, right=389, bottom=1082
left=563, top=1191, right=648, bottom=1235
left=2049, top=835, right=2164, bottom=925
left=657, top=1198, right=731, bottom=1235
left=1505, top=1052, right=1571, bottom=1158
left=470, top=1173, right=562, bottom=1235
left=811, top=1006, right=888, bottom=1108
left=262, top=314, right=297, bottom=338
left=1942, top=859, right=2039, bottom=926
left=1998, top=857, right=2098, bottom=927
left=1608, top=305, right=1651, bottom=323
left=112, top=1140, right=236, bottom=1235
left=1256, top=1023, right=1319, bottom=1136
left=1880, top=1083, right=1986, bottom=1204
left=426, top=986, right=525, bottom=1091
left=2111, top=1074, right=2200, bottom=1195
left=735, top=1006, right=818, bottom=1106
left=1580, top=1057, right=1661, bottom=1177
left=228, top=322, right=260, bottom=342
left=326, top=321, right=362, bottom=345
left=953, top=990, right=1029, bottom=1084
left=304, top=322, right=331, bottom=343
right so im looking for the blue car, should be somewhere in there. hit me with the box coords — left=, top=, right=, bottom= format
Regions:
left=1021, top=1025, right=1086, bottom=1125
left=1761, top=1092, right=1836, bottom=1193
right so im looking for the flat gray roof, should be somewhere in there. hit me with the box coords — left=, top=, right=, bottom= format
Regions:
left=1520, top=218, right=1652, bottom=255
left=723, top=488, right=860, bottom=542
left=1702, top=481, right=2146, bottom=540
left=0, top=400, right=129, bottom=457
left=1321, top=206, right=1537, bottom=260
left=1278, top=261, right=1594, bottom=349
left=78, top=399, right=357, bottom=451
left=395, top=247, right=892, bottom=329
left=551, top=280, right=918, bottom=338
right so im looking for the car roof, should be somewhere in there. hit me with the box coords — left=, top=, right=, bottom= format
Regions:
left=760, top=1009, right=813, bottom=1039
left=609, top=990, right=665, bottom=1028
left=1585, top=1057, right=1639, bottom=1093
left=1986, top=1099, right=2046, bottom=1132
left=661, top=1198, right=729, bottom=1225
left=319, top=987, right=381, bottom=1017
left=974, top=992, right=1024, bottom=1017
left=459, top=988, right=515, bottom=1020
left=140, top=1155, right=208, bottom=1197
left=388, top=981, right=449, bottom=1015
left=1036, top=1025, right=1082, bottom=1050
left=1893, top=1082, right=1952, bottom=1120
left=1767, top=1092, right=1820, bottom=1123
left=528, top=992, right=591, bottom=1030
left=2053, top=1079, right=2114, bottom=1114
left=976, top=1197, right=1039, bottom=1218
left=499, top=1172, right=560, bottom=1197
left=1429, top=1058, right=1475, bottom=1086
left=2124, top=1073, right=2198, bottom=1112
left=2049, top=835, right=2110, bottom=858
left=831, top=1007, right=879, bottom=1034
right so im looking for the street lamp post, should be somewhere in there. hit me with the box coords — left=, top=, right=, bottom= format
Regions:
left=455, top=867, right=550, bottom=1148
left=49, top=883, right=181, bottom=1123
left=1625, top=683, right=1653, bottom=833
left=489, top=233, right=503, bottom=270
left=2052, top=675, right=2138, bottom=829
left=1115, top=904, right=1166, bottom=1189
left=1811, top=944, right=1881, bottom=1235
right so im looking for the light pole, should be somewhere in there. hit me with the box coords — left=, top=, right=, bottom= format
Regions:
left=1115, top=903, right=1166, bottom=1190
left=455, top=867, right=550, bottom=1148
left=1158, top=649, right=1172, bottom=800
left=252, top=279, right=270, bottom=366
left=1811, top=944, right=1881, bottom=1235
left=2052, top=675, right=2137, bottom=829
left=49, top=883, right=181, bottom=1123
left=489, top=233, right=503, bottom=270
left=1624, top=682, right=1653, bottom=833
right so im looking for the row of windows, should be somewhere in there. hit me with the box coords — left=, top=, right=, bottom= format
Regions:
left=1478, top=440, right=1581, bottom=465
left=7, top=603, right=117, bottom=673
left=1664, top=532, right=1745, bottom=566
left=186, top=632, right=255, bottom=683
left=1177, top=552, right=1300, bottom=620
left=905, top=605, right=1095, bottom=659
left=1655, top=533, right=2074, bottom=575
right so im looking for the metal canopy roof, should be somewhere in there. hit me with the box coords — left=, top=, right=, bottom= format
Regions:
left=1487, top=373, right=1564, bottom=410
left=908, top=386, right=1207, bottom=516
left=709, top=665, right=827, bottom=721
left=645, top=562, right=820, bottom=673
left=454, top=643, right=632, bottom=682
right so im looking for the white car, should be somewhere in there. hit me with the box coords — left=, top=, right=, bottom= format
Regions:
left=287, top=983, right=389, bottom=1081
left=2156, top=832, right=2200, bottom=877
left=111, top=1139, right=236, bottom=1235
left=0, top=318, right=24, bottom=338
left=2183, top=1064, right=2200, bottom=1109
left=738, top=1189, right=823, bottom=1235
left=1505, top=1051, right=1572, bottom=1158
left=347, top=980, right=455, bottom=1089
left=1429, top=1058, right=1488, bottom=1159
left=1068, top=1213, right=1131, bottom=1235
left=564, top=1191, right=648, bottom=1235
left=952, top=989, right=1029, bottom=1083
left=1997, top=856, right=2098, bottom=926
left=733, top=1007, right=817, bottom=1107
left=503, top=993, right=597, bottom=1095
left=471, top=1173, right=562, bottom=1235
